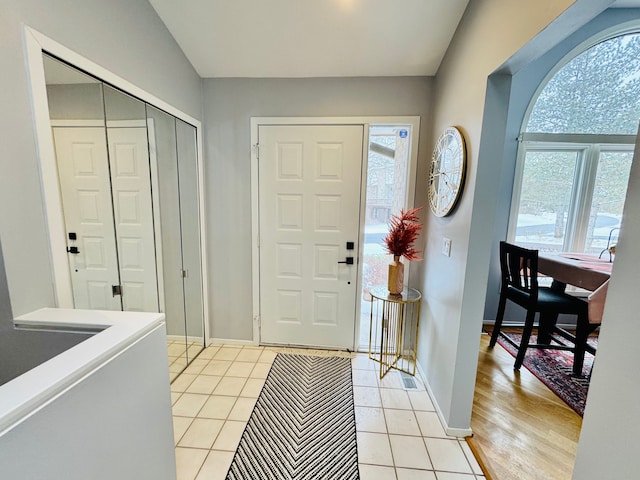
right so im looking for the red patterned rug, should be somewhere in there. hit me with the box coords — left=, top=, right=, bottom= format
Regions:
left=495, top=332, right=596, bottom=417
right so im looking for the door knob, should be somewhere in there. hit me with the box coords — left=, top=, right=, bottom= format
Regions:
left=337, top=257, right=354, bottom=265
left=66, top=246, right=80, bottom=254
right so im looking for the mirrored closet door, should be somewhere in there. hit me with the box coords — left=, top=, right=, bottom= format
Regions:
left=44, top=54, right=205, bottom=380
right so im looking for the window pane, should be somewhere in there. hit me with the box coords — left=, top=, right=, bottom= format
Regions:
left=584, top=150, right=632, bottom=254
left=515, top=150, right=578, bottom=252
left=527, top=33, right=640, bottom=135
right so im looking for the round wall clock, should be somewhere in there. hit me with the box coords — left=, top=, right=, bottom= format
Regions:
left=428, top=126, right=467, bottom=217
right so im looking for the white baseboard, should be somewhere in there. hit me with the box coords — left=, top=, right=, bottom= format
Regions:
left=415, top=361, right=473, bottom=438
left=208, top=337, right=257, bottom=346
left=166, top=334, right=203, bottom=344
left=444, top=425, right=474, bottom=437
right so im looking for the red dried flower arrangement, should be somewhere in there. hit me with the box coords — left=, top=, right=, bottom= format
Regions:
left=383, top=207, right=423, bottom=261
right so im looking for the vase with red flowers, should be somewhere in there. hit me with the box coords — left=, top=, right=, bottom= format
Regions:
left=382, top=207, right=423, bottom=295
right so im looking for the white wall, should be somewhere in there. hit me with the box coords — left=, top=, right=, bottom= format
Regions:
left=202, top=77, right=433, bottom=340
left=0, top=324, right=176, bottom=480
left=0, top=0, right=202, bottom=315
left=572, top=130, right=640, bottom=479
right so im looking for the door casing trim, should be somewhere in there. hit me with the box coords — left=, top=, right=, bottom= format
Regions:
left=250, top=116, right=420, bottom=349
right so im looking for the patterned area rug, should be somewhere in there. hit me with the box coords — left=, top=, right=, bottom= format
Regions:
left=226, top=354, right=359, bottom=479
left=496, top=332, right=596, bottom=417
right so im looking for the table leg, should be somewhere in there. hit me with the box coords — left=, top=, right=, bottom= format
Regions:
left=380, top=300, right=388, bottom=378
left=367, top=289, right=422, bottom=378
left=573, top=320, right=598, bottom=377
left=538, top=280, right=566, bottom=344
left=393, top=303, right=405, bottom=369
left=538, top=312, right=558, bottom=344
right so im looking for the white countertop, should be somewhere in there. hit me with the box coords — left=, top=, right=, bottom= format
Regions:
left=0, top=308, right=165, bottom=434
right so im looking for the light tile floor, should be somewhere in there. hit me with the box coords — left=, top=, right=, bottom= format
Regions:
left=171, top=344, right=485, bottom=480
left=167, top=340, right=204, bottom=382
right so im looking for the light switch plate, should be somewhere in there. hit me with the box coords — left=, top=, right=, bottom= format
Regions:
left=443, top=237, right=452, bottom=257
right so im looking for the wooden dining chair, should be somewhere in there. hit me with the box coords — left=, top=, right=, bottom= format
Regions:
left=489, top=241, right=592, bottom=376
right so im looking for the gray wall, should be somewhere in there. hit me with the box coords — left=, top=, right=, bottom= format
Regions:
left=0, top=328, right=93, bottom=386
left=47, top=84, right=104, bottom=120
left=0, top=242, right=12, bottom=329
left=423, top=1, right=640, bottom=477
left=203, top=77, right=433, bottom=340
left=0, top=0, right=202, bottom=316
left=0, top=241, right=91, bottom=386
left=413, top=0, right=582, bottom=432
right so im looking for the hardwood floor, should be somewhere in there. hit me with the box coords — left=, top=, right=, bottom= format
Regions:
left=468, top=333, right=583, bottom=480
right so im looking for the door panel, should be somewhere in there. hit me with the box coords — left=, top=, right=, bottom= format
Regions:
left=146, top=106, right=190, bottom=377
left=259, top=125, right=363, bottom=348
left=106, top=127, right=159, bottom=311
left=176, top=119, right=204, bottom=355
left=53, top=127, right=122, bottom=310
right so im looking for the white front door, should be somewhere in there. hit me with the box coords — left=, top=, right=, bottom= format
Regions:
left=54, top=127, right=122, bottom=310
left=106, top=127, right=159, bottom=312
left=258, top=124, right=364, bottom=349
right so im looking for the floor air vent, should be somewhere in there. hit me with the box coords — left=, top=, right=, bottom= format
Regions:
left=400, top=372, right=418, bottom=390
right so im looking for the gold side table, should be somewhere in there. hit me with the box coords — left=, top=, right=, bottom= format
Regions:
left=368, top=285, right=422, bottom=379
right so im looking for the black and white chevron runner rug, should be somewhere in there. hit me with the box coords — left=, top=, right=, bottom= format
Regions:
left=226, top=354, right=359, bottom=479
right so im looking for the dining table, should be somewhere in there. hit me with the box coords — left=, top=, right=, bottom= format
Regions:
left=538, top=252, right=612, bottom=292
left=536, top=252, right=612, bottom=373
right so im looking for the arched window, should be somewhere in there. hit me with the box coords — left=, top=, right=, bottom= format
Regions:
left=510, top=32, right=640, bottom=254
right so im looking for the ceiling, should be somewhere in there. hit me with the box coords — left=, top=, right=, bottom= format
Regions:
left=148, top=0, right=470, bottom=78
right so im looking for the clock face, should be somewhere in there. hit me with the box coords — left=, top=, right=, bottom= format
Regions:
left=428, top=127, right=466, bottom=217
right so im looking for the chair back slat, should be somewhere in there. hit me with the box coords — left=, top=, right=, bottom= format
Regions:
left=499, top=241, right=539, bottom=299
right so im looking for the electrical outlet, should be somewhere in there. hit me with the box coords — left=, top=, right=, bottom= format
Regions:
left=442, top=237, right=452, bottom=257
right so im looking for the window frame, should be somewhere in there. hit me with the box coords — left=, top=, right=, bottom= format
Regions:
left=509, top=25, right=640, bottom=254
left=509, top=136, right=635, bottom=252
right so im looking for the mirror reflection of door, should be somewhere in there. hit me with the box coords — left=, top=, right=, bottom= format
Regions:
left=53, top=125, right=123, bottom=310
left=46, top=58, right=126, bottom=311
left=43, top=54, right=205, bottom=379
left=48, top=60, right=159, bottom=312
left=104, top=86, right=159, bottom=312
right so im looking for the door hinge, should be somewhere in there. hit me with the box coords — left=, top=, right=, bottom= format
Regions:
left=181, top=269, right=189, bottom=278
left=254, top=143, right=259, bottom=160
left=112, top=285, right=122, bottom=297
